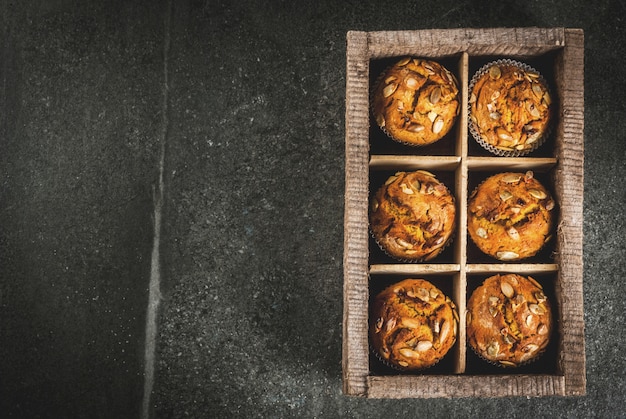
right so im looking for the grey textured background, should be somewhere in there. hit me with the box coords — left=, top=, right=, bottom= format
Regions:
left=1, top=0, right=625, bottom=418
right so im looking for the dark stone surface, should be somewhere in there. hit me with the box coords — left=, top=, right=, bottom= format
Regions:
left=1, top=0, right=625, bottom=417
left=0, top=1, right=163, bottom=417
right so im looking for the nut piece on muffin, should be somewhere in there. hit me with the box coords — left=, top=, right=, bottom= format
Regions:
left=370, top=170, right=456, bottom=262
left=372, top=57, right=460, bottom=146
left=466, top=274, right=553, bottom=367
left=469, top=60, right=553, bottom=156
left=468, top=171, right=555, bottom=261
left=370, top=279, right=458, bottom=370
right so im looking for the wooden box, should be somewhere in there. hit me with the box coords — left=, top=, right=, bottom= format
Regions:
left=343, top=28, right=584, bottom=397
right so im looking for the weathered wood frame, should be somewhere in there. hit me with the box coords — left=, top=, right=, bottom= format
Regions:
left=343, top=28, right=584, bottom=398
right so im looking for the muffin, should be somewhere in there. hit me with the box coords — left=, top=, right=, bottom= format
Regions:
left=371, top=57, right=460, bottom=146
left=370, top=170, right=456, bottom=262
left=466, top=274, right=553, bottom=367
left=468, top=171, right=555, bottom=261
left=370, top=279, right=458, bottom=370
left=469, top=59, right=553, bottom=156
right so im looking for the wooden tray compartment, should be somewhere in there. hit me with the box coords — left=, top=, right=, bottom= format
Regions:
left=368, top=273, right=460, bottom=376
left=343, top=28, right=584, bottom=398
left=464, top=272, right=561, bottom=376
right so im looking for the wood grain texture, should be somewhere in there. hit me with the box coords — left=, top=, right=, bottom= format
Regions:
left=370, top=264, right=460, bottom=275
left=343, top=27, right=584, bottom=398
left=466, top=263, right=559, bottom=274
left=369, top=155, right=460, bottom=170
left=553, top=28, right=586, bottom=396
left=343, top=31, right=371, bottom=396
left=367, top=375, right=565, bottom=398
left=367, top=28, right=565, bottom=58
left=466, top=157, right=558, bottom=171
left=453, top=53, right=469, bottom=374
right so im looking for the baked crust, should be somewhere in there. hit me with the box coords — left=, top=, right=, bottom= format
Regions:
left=468, top=171, right=555, bottom=261
left=370, top=170, right=456, bottom=261
left=469, top=61, right=552, bottom=155
left=467, top=274, right=552, bottom=367
left=372, top=57, right=460, bottom=146
left=370, top=279, right=458, bottom=370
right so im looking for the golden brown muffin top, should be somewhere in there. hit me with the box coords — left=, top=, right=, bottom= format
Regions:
left=469, top=61, right=552, bottom=155
left=466, top=274, right=552, bottom=367
left=372, top=57, right=460, bottom=146
left=370, top=279, right=458, bottom=370
left=370, top=170, right=456, bottom=262
left=468, top=171, right=555, bottom=261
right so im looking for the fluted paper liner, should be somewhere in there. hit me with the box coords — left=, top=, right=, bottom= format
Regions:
left=468, top=59, right=553, bottom=157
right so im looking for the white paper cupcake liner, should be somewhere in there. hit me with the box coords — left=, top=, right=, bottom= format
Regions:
left=468, top=59, right=553, bottom=157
